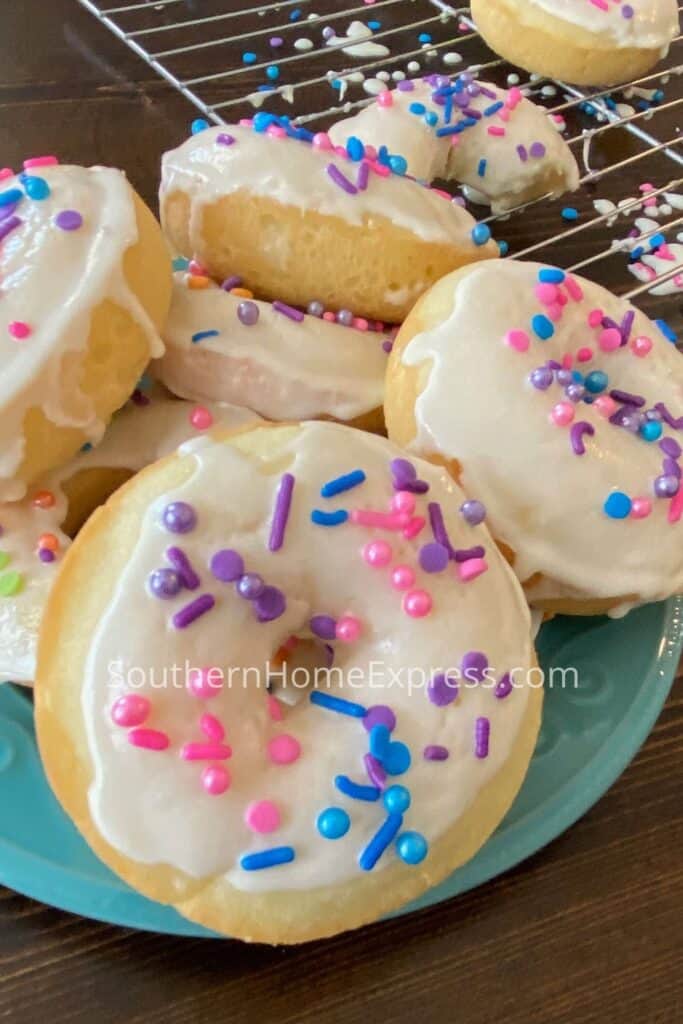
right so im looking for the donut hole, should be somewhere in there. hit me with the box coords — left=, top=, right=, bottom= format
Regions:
left=268, top=635, right=333, bottom=707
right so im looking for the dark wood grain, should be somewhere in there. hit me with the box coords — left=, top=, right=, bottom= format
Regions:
left=1, top=2, right=682, bottom=1021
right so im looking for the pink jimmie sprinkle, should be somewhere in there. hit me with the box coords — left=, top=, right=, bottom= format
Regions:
left=111, top=694, right=150, bottom=728
left=180, top=741, right=232, bottom=761
left=458, top=557, right=488, bottom=582
left=506, top=86, right=522, bottom=109
left=563, top=275, right=584, bottom=301
left=267, top=694, right=283, bottom=721
left=200, top=713, right=225, bottom=742
left=23, top=155, right=58, bottom=169
left=0, top=168, right=13, bottom=181
left=201, top=764, right=231, bottom=795
left=505, top=329, right=530, bottom=352
left=267, top=733, right=301, bottom=765
left=128, top=728, right=170, bottom=751
left=391, top=491, right=416, bottom=515
left=669, top=487, right=683, bottom=524
left=351, top=509, right=409, bottom=530
left=488, top=125, right=505, bottom=137
left=245, top=800, right=281, bottom=834
left=403, top=515, right=426, bottom=539
left=8, top=321, right=31, bottom=340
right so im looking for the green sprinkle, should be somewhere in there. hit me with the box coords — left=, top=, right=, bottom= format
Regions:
left=0, top=571, right=23, bottom=597
left=0, top=551, right=10, bottom=571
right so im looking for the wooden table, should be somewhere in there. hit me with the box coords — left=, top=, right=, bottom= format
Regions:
left=1, top=2, right=682, bottom=1021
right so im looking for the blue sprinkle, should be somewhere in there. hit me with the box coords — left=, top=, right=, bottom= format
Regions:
left=483, top=100, right=504, bottom=117
left=383, top=785, right=411, bottom=815
left=585, top=370, right=608, bottom=394
left=424, top=111, right=438, bottom=127
left=477, top=158, right=487, bottom=178
left=311, top=509, right=349, bottom=526
left=172, top=256, right=189, bottom=272
left=604, top=491, right=632, bottom=519
left=436, top=123, right=465, bottom=138
left=377, top=145, right=391, bottom=165
left=498, top=240, right=509, bottom=256
left=0, top=188, right=23, bottom=207
left=640, top=420, right=663, bottom=442
left=562, top=207, right=579, bottom=221
left=320, top=469, right=366, bottom=498
left=317, top=807, right=350, bottom=839
left=572, top=370, right=583, bottom=383
left=649, top=232, right=666, bottom=249
left=368, top=20, right=381, bottom=30
left=359, top=813, right=403, bottom=871
left=252, top=111, right=277, bottom=132
left=531, top=314, right=554, bottom=340
left=258, top=84, right=275, bottom=92
left=655, top=318, right=677, bottom=343
left=629, top=246, right=644, bottom=262
left=653, top=89, right=664, bottom=103
left=192, top=329, right=220, bottom=344
left=346, top=136, right=365, bottom=162
left=335, top=775, right=381, bottom=802
left=23, top=176, right=50, bottom=200
left=418, top=32, right=432, bottom=43
left=462, top=116, right=478, bottom=128
left=289, top=7, right=301, bottom=19
left=396, top=831, right=428, bottom=865
left=409, top=102, right=426, bottom=116
left=383, top=740, right=411, bottom=776
left=369, top=724, right=391, bottom=761
left=310, top=691, right=367, bottom=717
left=604, top=96, right=617, bottom=111
left=242, top=51, right=257, bottom=64
left=331, top=79, right=343, bottom=91
left=471, top=223, right=491, bottom=246
left=240, top=847, right=295, bottom=871
left=191, top=118, right=209, bottom=134
left=389, top=155, right=408, bottom=175
left=266, top=65, right=280, bottom=80
left=538, top=268, right=566, bottom=284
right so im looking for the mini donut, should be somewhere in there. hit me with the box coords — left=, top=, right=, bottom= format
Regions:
left=472, top=0, right=679, bottom=88
left=155, top=267, right=388, bottom=430
left=159, top=119, right=497, bottom=323
left=329, top=74, right=580, bottom=214
left=0, top=160, right=172, bottom=502
left=0, top=393, right=259, bottom=685
left=36, top=421, right=542, bottom=944
left=385, top=259, right=683, bottom=616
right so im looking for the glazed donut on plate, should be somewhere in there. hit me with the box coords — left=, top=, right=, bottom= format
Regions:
left=329, top=73, right=580, bottom=214
left=0, top=160, right=172, bottom=502
left=472, top=0, right=679, bottom=88
left=159, top=119, right=497, bottom=323
left=155, top=266, right=389, bottom=430
left=36, top=421, right=542, bottom=944
left=0, top=392, right=259, bottom=685
left=385, top=259, right=683, bottom=617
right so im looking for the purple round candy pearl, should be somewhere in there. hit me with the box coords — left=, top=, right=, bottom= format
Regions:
left=654, top=474, right=680, bottom=498
left=237, top=300, right=259, bottom=326
left=461, top=650, right=488, bottom=683
left=254, top=585, right=286, bottom=621
left=530, top=366, right=553, bottom=390
left=55, top=209, right=83, bottom=231
left=529, top=142, right=546, bottom=158
left=210, top=548, right=244, bottom=582
left=149, top=567, right=182, bottom=599
left=237, top=572, right=265, bottom=599
left=336, top=309, right=353, bottom=327
left=427, top=673, right=458, bottom=707
left=556, top=368, right=573, bottom=386
left=460, top=499, right=486, bottom=526
left=419, top=542, right=449, bottom=574
left=39, top=547, right=55, bottom=563
left=363, top=705, right=397, bottom=732
left=307, top=300, right=324, bottom=318
left=660, top=437, right=682, bottom=459
left=621, top=412, right=643, bottom=434
left=565, top=383, right=585, bottom=403
left=270, top=35, right=284, bottom=46
left=162, top=501, right=196, bottom=534
left=310, top=614, right=337, bottom=640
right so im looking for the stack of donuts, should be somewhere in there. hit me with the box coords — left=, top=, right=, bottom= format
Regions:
left=1, top=42, right=680, bottom=944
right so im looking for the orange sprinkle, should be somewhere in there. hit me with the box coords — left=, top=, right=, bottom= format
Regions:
left=38, top=533, right=59, bottom=552
left=32, top=490, right=56, bottom=509
left=230, top=287, right=254, bottom=299
left=187, top=275, right=211, bottom=290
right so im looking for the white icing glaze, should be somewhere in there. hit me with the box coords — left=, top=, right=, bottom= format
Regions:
left=82, top=422, right=536, bottom=890
left=0, top=395, right=259, bottom=684
left=327, top=20, right=390, bottom=58
left=159, top=124, right=484, bottom=248
left=156, top=273, right=387, bottom=421
left=329, top=78, right=580, bottom=214
left=527, top=0, right=679, bottom=50
left=627, top=242, right=683, bottom=295
left=0, top=165, right=164, bottom=502
left=401, top=260, right=683, bottom=610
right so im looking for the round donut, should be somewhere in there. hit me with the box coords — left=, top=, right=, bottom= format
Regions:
left=36, top=420, right=541, bottom=944
left=385, top=259, right=683, bottom=616
left=155, top=267, right=388, bottom=430
left=329, top=74, right=579, bottom=214
left=472, top=0, right=679, bottom=87
left=159, top=119, right=497, bottom=323
left=0, top=160, right=172, bottom=502
left=0, top=393, right=259, bottom=685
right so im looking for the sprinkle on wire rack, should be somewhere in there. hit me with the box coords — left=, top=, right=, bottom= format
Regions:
left=77, top=0, right=683, bottom=309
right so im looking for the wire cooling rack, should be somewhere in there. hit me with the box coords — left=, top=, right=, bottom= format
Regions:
left=77, top=0, right=683, bottom=331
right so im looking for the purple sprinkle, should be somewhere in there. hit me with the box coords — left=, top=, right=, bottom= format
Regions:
left=663, top=457, right=681, bottom=479
left=547, top=359, right=563, bottom=370
left=237, top=573, right=265, bottom=599
left=601, top=315, right=620, bottom=332
left=660, top=437, right=682, bottom=459
left=570, top=421, right=595, bottom=456
left=39, top=548, right=55, bottom=563
left=356, top=161, right=370, bottom=191
left=382, top=339, right=393, bottom=354
left=55, top=209, right=83, bottom=231
left=530, top=366, right=553, bottom=390
left=166, top=546, right=200, bottom=590
left=310, top=614, right=337, bottom=640
left=326, top=163, right=358, bottom=195
left=0, top=214, right=22, bottom=243
left=269, top=472, right=295, bottom=552
left=424, top=745, right=449, bottom=761
left=216, top=133, right=235, bottom=146
left=453, top=545, right=485, bottom=563
left=254, top=586, right=286, bottom=622
left=362, top=705, right=396, bottom=732
left=162, top=501, right=196, bottom=534
left=610, top=389, right=645, bottom=407
left=460, top=499, right=486, bottom=526
left=620, top=310, right=635, bottom=345
left=172, top=593, right=215, bottom=629
left=221, top=275, right=242, bottom=291
left=149, top=567, right=182, bottom=599
left=210, top=548, right=244, bottom=582
left=238, top=300, right=259, bottom=326
left=391, top=457, right=429, bottom=494
left=475, top=717, right=490, bottom=758
left=462, top=107, right=482, bottom=120
left=622, top=4, right=634, bottom=17
left=529, top=142, right=546, bottom=159
left=478, top=85, right=497, bottom=99
left=364, top=753, right=387, bottom=789
left=427, top=673, right=459, bottom=707
left=655, top=403, right=683, bottom=430
left=396, top=80, right=415, bottom=92
left=272, top=299, right=305, bottom=322
left=495, top=673, right=513, bottom=699
left=419, top=542, right=450, bottom=573
left=516, top=144, right=528, bottom=163
left=428, top=502, right=457, bottom=558
left=0, top=202, right=18, bottom=223
left=270, top=35, right=284, bottom=46
left=461, top=651, right=488, bottom=683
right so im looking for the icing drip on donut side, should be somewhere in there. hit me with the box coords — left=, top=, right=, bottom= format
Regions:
left=527, top=0, right=679, bottom=50
left=81, top=423, right=536, bottom=890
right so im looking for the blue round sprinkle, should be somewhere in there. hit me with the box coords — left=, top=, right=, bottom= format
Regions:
left=531, top=314, right=554, bottom=340
left=370, top=723, right=391, bottom=760
left=562, top=207, right=579, bottom=221
left=346, top=136, right=365, bottom=162
left=424, top=111, right=438, bottom=127
left=418, top=32, right=432, bottom=43
left=242, top=51, right=257, bottom=64
left=538, top=268, right=565, bottom=284
left=266, top=65, right=280, bottom=80
left=23, top=176, right=50, bottom=200
left=191, top=118, right=209, bottom=134
left=604, top=492, right=632, bottom=519
left=172, top=256, right=189, bottom=272
left=368, top=20, right=381, bottom=29
left=640, top=420, right=663, bottom=442
left=389, top=155, right=408, bottom=175
left=383, top=741, right=411, bottom=776
left=498, top=240, right=509, bottom=256
left=471, top=223, right=491, bottom=246
left=253, top=111, right=276, bottom=132
left=317, top=807, right=350, bottom=840
left=396, top=831, right=428, bottom=865
left=571, top=370, right=584, bottom=383
left=585, top=370, right=608, bottom=394
left=408, top=102, right=426, bottom=116
left=383, top=785, right=411, bottom=815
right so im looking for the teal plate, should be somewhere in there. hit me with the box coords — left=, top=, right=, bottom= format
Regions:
left=0, top=596, right=681, bottom=939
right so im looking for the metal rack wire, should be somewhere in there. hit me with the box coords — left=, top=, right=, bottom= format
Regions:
left=77, top=0, right=683, bottom=323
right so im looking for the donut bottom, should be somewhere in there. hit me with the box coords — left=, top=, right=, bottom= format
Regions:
left=13, top=193, right=171, bottom=495
left=384, top=264, right=642, bottom=617
left=161, top=188, right=494, bottom=324
left=36, top=423, right=542, bottom=944
left=471, top=0, right=667, bottom=87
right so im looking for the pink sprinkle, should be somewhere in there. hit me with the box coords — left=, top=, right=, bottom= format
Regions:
left=23, top=155, right=58, bottom=169
left=238, top=118, right=253, bottom=127
left=547, top=304, right=564, bottom=323
left=377, top=90, right=394, bottom=107
left=589, top=0, right=609, bottom=10
left=631, top=497, right=652, bottom=519
left=403, top=589, right=432, bottom=618
left=336, top=615, right=362, bottom=642
left=187, top=665, right=224, bottom=699
left=631, top=334, right=653, bottom=357
left=353, top=316, right=369, bottom=331
left=563, top=275, right=584, bottom=301
left=588, top=308, right=604, bottom=327
left=669, top=488, right=683, bottom=524
left=550, top=402, right=575, bottom=427
left=128, top=728, right=169, bottom=752
left=200, top=713, right=225, bottom=742
left=458, top=557, right=488, bottom=582
left=488, top=125, right=505, bottom=137
left=557, top=291, right=568, bottom=307
left=562, top=353, right=573, bottom=369
left=322, top=311, right=336, bottom=322
left=505, top=329, right=530, bottom=352
left=391, top=491, right=416, bottom=515
left=403, top=515, right=426, bottom=540
left=267, top=733, right=301, bottom=765
left=368, top=159, right=391, bottom=178
left=190, top=405, right=214, bottom=430
left=8, top=321, right=31, bottom=340
left=111, top=694, right=150, bottom=728
left=267, top=695, right=283, bottom=722
left=655, top=243, right=675, bottom=262
left=506, top=86, right=522, bottom=109
left=201, top=764, right=231, bottom=795
left=391, top=565, right=416, bottom=591
left=535, top=283, right=558, bottom=305
left=312, top=132, right=332, bottom=150
left=639, top=182, right=655, bottom=192
left=350, top=509, right=409, bottom=531
left=0, top=168, right=13, bottom=181
left=363, top=540, right=393, bottom=567
left=599, top=328, right=621, bottom=352
left=180, top=741, right=232, bottom=761
left=594, top=395, right=617, bottom=418
left=577, top=347, right=593, bottom=362
left=266, top=124, right=287, bottom=139
left=245, top=800, right=281, bottom=833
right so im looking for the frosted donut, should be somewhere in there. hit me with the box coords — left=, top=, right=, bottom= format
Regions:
left=0, top=393, right=259, bottom=685
left=0, top=161, right=172, bottom=502
left=472, top=0, right=679, bottom=87
left=155, top=268, right=388, bottom=430
left=329, top=74, right=580, bottom=214
left=159, top=120, right=497, bottom=323
left=36, top=421, right=542, bottom=944
left=385, top=259, right=683, bottom=617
